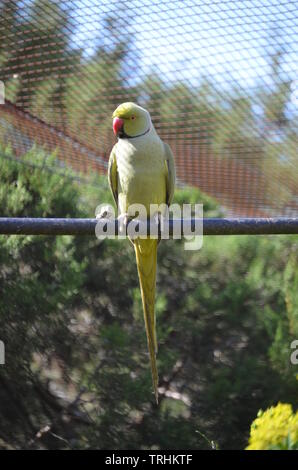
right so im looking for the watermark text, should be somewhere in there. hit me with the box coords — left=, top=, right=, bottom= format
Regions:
left=95, top=202, right=203, bottom=250
left=0, top=81, right=4, bottom=104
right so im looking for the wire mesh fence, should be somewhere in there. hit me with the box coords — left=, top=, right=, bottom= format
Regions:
left=0, top=0, right=297, bottom=217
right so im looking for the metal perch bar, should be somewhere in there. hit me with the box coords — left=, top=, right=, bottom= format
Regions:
left=0, top=217, right=297, bottom=236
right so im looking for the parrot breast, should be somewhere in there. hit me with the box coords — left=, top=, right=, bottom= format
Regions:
left=115, top=129, right=167, bottom=216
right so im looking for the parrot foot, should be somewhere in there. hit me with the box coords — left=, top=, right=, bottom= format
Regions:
left=153, top=212, right=163, bottom=243
left=117, top=213, right=133, bottom=234
left=118, top=214, right=139, bottom=243
left=96, top=204, right=115, bottom=220
left=117, top=213, right=130, bottom=226
left=153, top=212, right=162, bottom=226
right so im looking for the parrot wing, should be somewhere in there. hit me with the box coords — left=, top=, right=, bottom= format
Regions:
left=164, top=142, right=176, bottom=206
left=108, top=147, right=118, bottom=208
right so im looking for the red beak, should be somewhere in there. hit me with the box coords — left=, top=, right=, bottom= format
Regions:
left=113, top=117, right=124, bottom=136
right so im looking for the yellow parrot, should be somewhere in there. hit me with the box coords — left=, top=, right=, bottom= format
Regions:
left=108, top=102, right=175, bottom=403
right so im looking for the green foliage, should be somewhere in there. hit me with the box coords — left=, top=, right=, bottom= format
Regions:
left=0, top=148, right=87, bottom=447
left=0, top=147, right=297, bottom=450
left=173, top=186, right=223, bottom=218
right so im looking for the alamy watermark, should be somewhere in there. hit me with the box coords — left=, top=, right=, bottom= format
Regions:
left=290, top=340, right=298, bottom=365
left=95, top=202, right=204, bottom=250
left=0, top=340, right=5, bottom=365
left=0, top=81, right=4, bottom=104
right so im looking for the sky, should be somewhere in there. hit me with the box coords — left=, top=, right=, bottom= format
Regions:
left=15, top=0, right=298, bottom=107
left=67, top=0, right=298, bottom=95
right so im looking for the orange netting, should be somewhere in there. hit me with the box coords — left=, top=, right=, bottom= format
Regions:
left=0, top=0, right=297, bottom=216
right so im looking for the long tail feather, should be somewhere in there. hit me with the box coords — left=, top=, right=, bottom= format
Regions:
left=134, top=237, right=159, bottom=403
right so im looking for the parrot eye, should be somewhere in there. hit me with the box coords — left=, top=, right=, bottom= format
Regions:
left=131, top=115, right=135, bottom=120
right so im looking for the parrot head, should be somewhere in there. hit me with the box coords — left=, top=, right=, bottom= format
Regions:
left=112, top=102, right=151, bottom=139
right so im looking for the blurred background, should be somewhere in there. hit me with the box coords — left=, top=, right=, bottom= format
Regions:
left=0, top=0, right=297, bottom=449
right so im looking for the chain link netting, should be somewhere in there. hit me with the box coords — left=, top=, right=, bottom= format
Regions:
left=0, top=0, right=297, bottom=216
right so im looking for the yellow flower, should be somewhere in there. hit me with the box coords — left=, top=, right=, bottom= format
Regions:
left=246, top=403, right=298, bottom=450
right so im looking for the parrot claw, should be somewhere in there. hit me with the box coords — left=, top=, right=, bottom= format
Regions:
left=153, top=212, right=163, bottom=242
left=96, top=205, right=115, bottom=220
left=153, top=212, right=162, bottom=226
left=118, top=213, right=130, bottom=225
left=156, top=212, right=162, bottom=222
left=117, top=213, right=132, bottom=235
